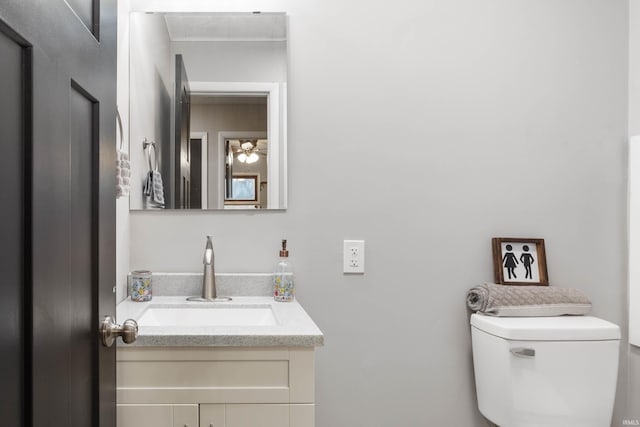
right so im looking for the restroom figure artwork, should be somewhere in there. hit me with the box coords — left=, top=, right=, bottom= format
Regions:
left=519, top=245, right=535, bottom=279
left=492, top=238, right=548, bottom=285
left=499, top=242, right=540, bottom=283
left=502, top=245, right=518, bottom=279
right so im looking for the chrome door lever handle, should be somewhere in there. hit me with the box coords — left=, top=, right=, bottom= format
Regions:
left=101, top=315, right=138, bottom=347
left=510, top=347, right=535, bottom=358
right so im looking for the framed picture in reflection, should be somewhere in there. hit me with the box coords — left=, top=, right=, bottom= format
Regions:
left=226, top=174, right=258, bottom=203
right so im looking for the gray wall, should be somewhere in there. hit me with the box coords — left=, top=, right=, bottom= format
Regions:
left=629, top=0, right=640, bottom=424
left=124, top=0, right=630, bottom=425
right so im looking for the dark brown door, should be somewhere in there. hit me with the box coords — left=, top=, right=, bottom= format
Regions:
left=175, top=54, right=192, bottom=209
left=190, top=138, right=203, bottom=209
left=0, top=1, right=117, bottom=426
left=0, top=19, right=30, bottom=427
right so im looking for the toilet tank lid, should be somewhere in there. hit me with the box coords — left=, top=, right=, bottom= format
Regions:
left=470, top=314, right=621, bottom=341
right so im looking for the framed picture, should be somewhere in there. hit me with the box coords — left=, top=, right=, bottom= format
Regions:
left=492, top=238, right=548, bottom=286
left=226, top=174, right=259, bottom=203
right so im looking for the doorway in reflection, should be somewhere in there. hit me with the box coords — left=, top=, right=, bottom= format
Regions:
left=190, top=95, right=267, bottom=209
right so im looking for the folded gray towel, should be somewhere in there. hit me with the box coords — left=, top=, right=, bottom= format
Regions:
left=467, top=283, right=592, bottom=317
left=151, top=170, right=165, bottom=206
left=143, top=170, right=165, bottom=208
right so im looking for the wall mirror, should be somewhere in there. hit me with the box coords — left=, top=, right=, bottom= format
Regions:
left=129, top=12, right=287, bottom=210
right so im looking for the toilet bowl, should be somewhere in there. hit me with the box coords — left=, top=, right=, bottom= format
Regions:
left=470, top=314, right=620, bottom=427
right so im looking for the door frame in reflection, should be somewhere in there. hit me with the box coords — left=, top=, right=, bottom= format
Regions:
left=191, top=81, right=282, bottom=209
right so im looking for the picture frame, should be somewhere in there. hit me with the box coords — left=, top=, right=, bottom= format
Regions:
left=226, top=174, right=259, bottom=204
left=492, top=237, right=548, bottom=286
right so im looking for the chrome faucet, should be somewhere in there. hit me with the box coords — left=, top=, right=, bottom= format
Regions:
left=187, top=235, right=231, bottom=302
left=202, top=235, right=216, bottom=299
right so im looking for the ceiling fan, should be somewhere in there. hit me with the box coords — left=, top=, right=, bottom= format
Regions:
left=234, top=139, right=267, bottom=164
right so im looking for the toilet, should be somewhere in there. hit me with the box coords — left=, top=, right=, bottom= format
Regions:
left=470, top=313, right=620, bottom=427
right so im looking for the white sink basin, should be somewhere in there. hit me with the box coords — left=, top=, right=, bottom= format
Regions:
left=137, top=306, right=278, bottom=327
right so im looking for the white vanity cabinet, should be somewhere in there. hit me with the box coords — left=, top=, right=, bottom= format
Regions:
left=117, top=347, right=316, bottom=427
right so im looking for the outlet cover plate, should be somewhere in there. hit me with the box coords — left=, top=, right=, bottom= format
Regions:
left=343, top=240, right=365, bottom=274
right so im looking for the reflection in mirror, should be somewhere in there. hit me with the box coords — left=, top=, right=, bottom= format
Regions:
left=129, top=12, right=287, bottom=210
left=225, top=139, right=269, bottom=208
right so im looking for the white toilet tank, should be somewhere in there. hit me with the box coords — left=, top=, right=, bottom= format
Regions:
left=470, top=314, right=620, bottom=427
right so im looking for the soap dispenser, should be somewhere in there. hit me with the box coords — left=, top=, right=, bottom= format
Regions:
left=273, top=239, right=294, bottom=302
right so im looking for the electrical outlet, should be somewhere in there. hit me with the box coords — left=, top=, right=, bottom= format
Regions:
left=343, top=240, right=365, bottom=274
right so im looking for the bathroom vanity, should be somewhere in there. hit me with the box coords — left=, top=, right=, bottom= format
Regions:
left=116, top=296, right=323, bottom=427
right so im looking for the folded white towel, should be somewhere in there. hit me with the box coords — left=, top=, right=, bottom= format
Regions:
left=116, top=150, right=131, bottom=198
left=116, top=184, right=125, bottom=198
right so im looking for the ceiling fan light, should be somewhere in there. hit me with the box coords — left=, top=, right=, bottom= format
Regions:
left=247, top=152, right=259, bottom=163
left=237, top=153, right=248, bottom=163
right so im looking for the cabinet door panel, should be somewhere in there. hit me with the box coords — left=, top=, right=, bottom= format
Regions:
left=291, top=404, right=314, bottom=427
left=200, top=404, right=225, bottom=427
left=117, top=404, right=173, bottom=427
left=174, top=404, right=199, bottom=427
left=226, top=404, right=289, bottom=427
left=117, top=404, right=198, bottom=427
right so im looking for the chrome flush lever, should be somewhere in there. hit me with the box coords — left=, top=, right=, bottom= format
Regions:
left=510, top=347, right=535, bottom=358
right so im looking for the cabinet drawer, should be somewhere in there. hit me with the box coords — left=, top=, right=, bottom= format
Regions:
left=117, top=347, right=314, bottom=404
left=118, top=359, right=289, bottom=388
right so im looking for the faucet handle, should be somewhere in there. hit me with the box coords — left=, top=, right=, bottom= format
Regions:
left=203, top=235, right=214, bottom=264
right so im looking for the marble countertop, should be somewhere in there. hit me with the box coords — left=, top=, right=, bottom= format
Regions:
left=116, top=296, right=324, bottom=347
